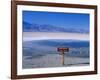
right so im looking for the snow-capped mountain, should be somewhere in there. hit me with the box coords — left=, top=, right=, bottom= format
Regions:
left=23, top=21, right=89, bottom=33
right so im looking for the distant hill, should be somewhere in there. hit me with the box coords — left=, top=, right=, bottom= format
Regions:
left=23, top=21, right=89, bottom=33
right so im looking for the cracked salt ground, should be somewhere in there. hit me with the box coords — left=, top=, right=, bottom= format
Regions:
left=23, top=54, right=89, bottom=69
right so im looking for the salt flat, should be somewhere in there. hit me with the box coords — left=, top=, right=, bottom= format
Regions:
left=22, top=32, right=89, bottom=69
left=23, top=54, right=89, bottom=69
left=23, top=32, right=89, bottom=41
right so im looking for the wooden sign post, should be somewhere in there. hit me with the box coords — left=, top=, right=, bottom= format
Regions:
left=57, top=47, right=69, bottom=65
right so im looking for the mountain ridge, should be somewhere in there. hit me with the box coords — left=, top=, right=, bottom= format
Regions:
left=23, top=21, right=89, bottom=33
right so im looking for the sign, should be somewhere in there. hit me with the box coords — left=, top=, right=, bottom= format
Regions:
left=57, top=47, right=69, bottom=65
left=57, top=47, right=69, bottom=52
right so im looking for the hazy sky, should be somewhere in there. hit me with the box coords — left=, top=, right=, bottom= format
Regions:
left=23, top=11, right=90, bottom=30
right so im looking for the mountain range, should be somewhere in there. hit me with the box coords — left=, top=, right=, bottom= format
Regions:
left=23, top=21, right=89, bottom=33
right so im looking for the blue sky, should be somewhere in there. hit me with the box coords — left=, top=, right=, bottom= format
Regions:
left=23, top=11, right=90, bottom=30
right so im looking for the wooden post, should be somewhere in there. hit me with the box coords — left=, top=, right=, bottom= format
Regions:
left=62, top=51, right=64, bottom=65
left=57, top=48, right=69, bottom=66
